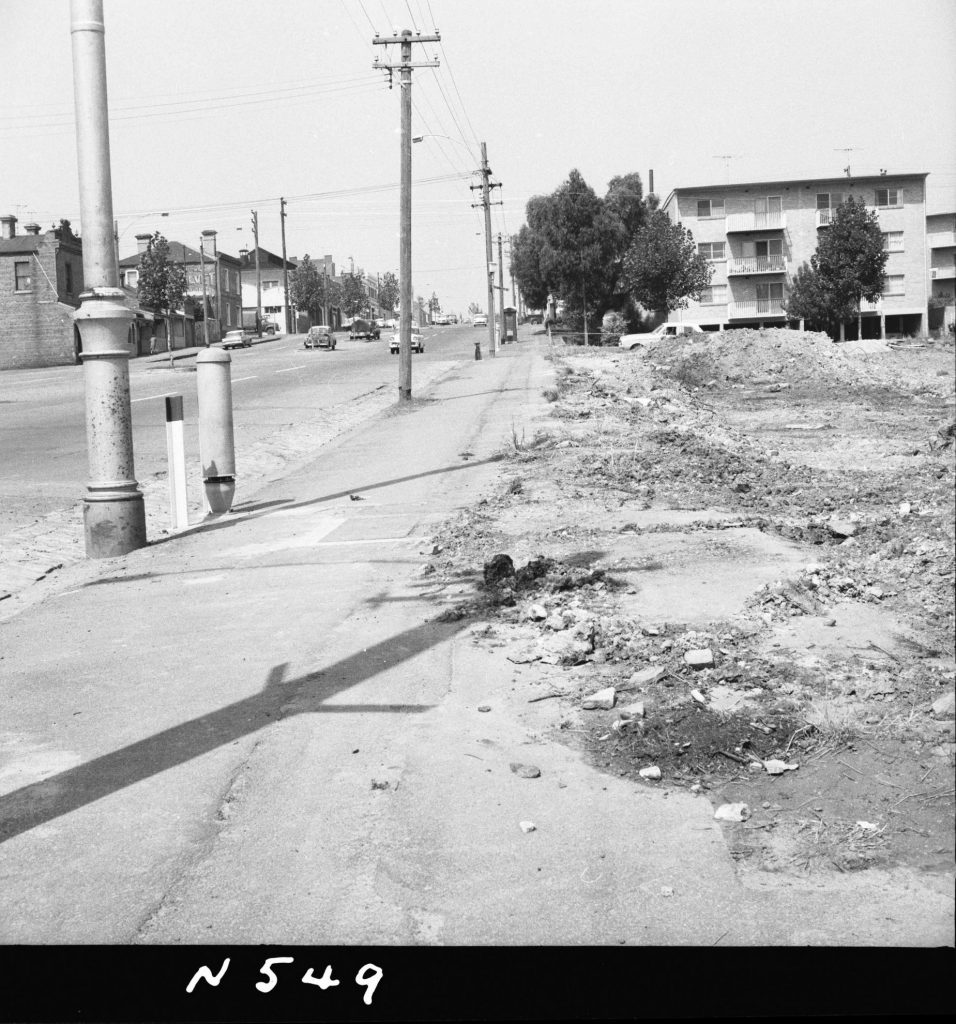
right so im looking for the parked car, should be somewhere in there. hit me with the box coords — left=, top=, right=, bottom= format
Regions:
left=304, top=325, right=336, bottom=350
left=388, top=331, right=424, bottom=354
left=524, top=311, right=544, bottom=324
left=384, top=317, right=397, bottom=329
left=619, top=323, right=704, bottom=350
left=221, top=329, right=252, bottom=350
left=473, top=314, right=488, bottom=327
left=374, top=318, right=385, bottom=329
left=349, top=318, right=380, bottom=340
left=447, top=314, right=458, bottom=325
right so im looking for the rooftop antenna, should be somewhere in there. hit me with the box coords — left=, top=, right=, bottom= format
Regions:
left=835, top=147, right=860, bottom=177
left=712, top=155, right=738, bottom=184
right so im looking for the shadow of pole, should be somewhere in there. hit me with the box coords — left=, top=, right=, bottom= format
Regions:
left=0, top=614, right=472, bottom=845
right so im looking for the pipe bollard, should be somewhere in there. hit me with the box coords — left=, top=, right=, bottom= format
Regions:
left=195, top=348, right=235, bottom=513
left=474, top=339, right=482, bottom=360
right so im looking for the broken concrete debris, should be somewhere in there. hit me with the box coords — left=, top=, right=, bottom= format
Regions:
left=684, top=648, right=715, bottom=670
left=714, top=803, right=751, bottom=822
left=762, top=759, right=799, bottom=775
left=510, top=763, right=542, bottom=779
left=931, top=691, right=955, bottom=719
left=519, top=821, right=537, bottom=833
left=827, top=518, right=859, bottom=538
left=639, top=766, right=662, bottom=780
left=628, top=665, right=666, bottom=686
left=582, top=687, right=616, bottom=710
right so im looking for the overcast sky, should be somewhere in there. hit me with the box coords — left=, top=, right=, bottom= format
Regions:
left=2, top=0, right=954, bottom=314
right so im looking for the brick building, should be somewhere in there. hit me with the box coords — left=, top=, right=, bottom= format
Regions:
left=0, top=214, right=84, bottom=370
left=660, top=172, right=931, bottom=339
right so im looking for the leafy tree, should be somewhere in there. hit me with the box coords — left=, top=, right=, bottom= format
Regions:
left=378, top=270, right=399, bottom=313
left=620, top=209, right=713, bottom=316
left=428, top=292, right=441, bottom=316
left=604, top=172, right=647, bottom=239
left=467, top=301, right=481, bottom=316
left=137, top=232, right=186, bottom=360
left=290, top=254, right=322, bottom=323
left=341, top=272, right=367, bottom=318
left=811, top=195, right=887, bottom=338
left=783, top=261, right=842, bottom=333
left=511, top=224, right=550, bottom=310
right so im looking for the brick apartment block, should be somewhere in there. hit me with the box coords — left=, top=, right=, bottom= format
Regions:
left=660, top=172, right=941, bottom=339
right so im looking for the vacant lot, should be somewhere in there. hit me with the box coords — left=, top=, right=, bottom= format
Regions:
left=425, top=329, right=955, bottom=882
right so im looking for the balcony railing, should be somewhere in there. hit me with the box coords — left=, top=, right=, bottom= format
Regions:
left=727, top=255, right=786, bottom=275
left=816, top=209, right=835, bottom=228
left=859, top=299, right=882, bottom=312
left=726, top=211, right=786, bottom=232
left=728, top=299, right=787, bottom=319
left=931, top=264, right=956, bottom=280
left=928, top=230, right=956, bottom=248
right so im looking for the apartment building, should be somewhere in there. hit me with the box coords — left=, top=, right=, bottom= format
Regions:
left=660, top=172, right=930, bottom=339
left=927, top=208, right=956, bottom=334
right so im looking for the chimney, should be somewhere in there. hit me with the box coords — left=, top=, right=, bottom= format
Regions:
left=24, top=223, right=41, bottom=235
left=649, top=169, right=654, bottom=195
left=1, top=214, right=17, bottom=240
left=135, top=232, right=151, bottom=253
left=201, top=229, right=217, bottom=256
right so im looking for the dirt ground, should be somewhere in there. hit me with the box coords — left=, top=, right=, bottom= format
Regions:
left=425, top=328, right=955, bottom=884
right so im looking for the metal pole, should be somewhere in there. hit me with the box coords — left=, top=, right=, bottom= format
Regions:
left=70, top=0, right=145, bottom=557
left=280, top=197, right=291, bottom=334
left=497, top=233, right=506, bottom=344
left=199, top=236, right=210, bottom=346
left=481, top=142, right=496, bottom=356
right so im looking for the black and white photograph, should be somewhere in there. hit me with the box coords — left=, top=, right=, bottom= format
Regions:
left=0, top=0, right=953, bottom=1018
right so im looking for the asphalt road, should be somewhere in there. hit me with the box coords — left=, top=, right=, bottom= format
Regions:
left=0, top=322, right=488, bottom=535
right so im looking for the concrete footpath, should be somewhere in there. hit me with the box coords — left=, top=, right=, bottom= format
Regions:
left=0, top=338, right=950, bottom=945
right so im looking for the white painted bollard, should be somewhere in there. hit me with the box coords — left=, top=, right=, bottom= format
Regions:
left=164, top=395, right=189, bottom=531
left=195, top=348, right=235, bottom=514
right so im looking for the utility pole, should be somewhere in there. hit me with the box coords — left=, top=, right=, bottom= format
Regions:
left=70, top=0, right=146, bottom=557
left=510, top=235, right=519, bottom=323
left=251, top=209, right=262, bottom=334
left=471, top=143, right=501, bottom=356
left=497, top=233, right=506, bottom=345
left=373, top=28, right=440, bottom=400
left=199, top=234, right=210, bottom=346
left=280, top=197, right=291, bottom=334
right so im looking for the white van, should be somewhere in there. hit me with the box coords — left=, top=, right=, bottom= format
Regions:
left=619, top=323, right=703, bottom=350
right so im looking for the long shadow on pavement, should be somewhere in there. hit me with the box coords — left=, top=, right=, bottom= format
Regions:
left=0, top=613, right=471, bottom=845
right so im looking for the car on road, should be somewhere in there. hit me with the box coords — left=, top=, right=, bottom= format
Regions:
left=388, top=331, right=424, bottom=354
left=349, top=318, right=381, bottom=340
left=221, top=329, right=253, bottom=350
left=447, top=314, right=458, bottom=324
left=434, top=314, right=449, bottom=325
left=473, top=314, right=488, bottom=327
left=619, top=323, right=704, bottom=350
left=304, top=325, right=336, bottom=350
left=384, top=317, right=397, bottom=329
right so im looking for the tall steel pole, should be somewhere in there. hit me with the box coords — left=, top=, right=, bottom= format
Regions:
left=70, top=0, right=146, bottom=557
left=280, top=197, right=291, bottom=334
left=497, top=233, right=506, bottom=345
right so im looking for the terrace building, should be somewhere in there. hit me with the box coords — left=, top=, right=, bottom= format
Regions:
left=660, top=172, right=931, bottom=339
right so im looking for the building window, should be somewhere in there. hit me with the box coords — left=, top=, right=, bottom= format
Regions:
left=696, top=198, right=725, bottom=218
left=698, top=242, right=726, bottom=260
left=816, top=192, right=844, bottom=210
left=124, top=269, right=139, bottom=288
left=14, top=261, right=33, bottom=292
left=699, top=285, right=727, bottom=305
left=265, top=305, right=282, bottom=314
left=884, top=274, right=904, bottom=295
left=263, top=279, right=280, bottom=290
left=754, top=239, right=783, bottom=258
left=876, top=188, right=901, bottom=208
left=882, top=231, right=903, bottom=252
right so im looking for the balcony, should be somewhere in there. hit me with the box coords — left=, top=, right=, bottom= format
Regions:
left=931, top=264, right=956, bottom=280
left=816, top=209, right=835, bottom=228
left=726, top=211, right=786, bottom=232
left=928, top=230, right=956, bottom=248
left=727, top=255, right=786, bottom=275
left=859, top=298, right=883, bottom=312
left=728, top=299, right=787, bottom=319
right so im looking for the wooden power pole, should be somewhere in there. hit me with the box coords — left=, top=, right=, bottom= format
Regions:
left=497, top=233, right=506, bottom=345
left=280, top=197, right=291, bottom=334
left=471, top=143, right=501, bottom=356
left=251, top=209, right=262, bottom=334
left=373, top=28, right=440, bottom=401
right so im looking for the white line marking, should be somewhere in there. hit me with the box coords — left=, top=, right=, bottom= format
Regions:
left=131, top=391, right=179, bottom=404
left=232, top=375, right=257, bottom=383
left=275, top=365, right=306, bottom=373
